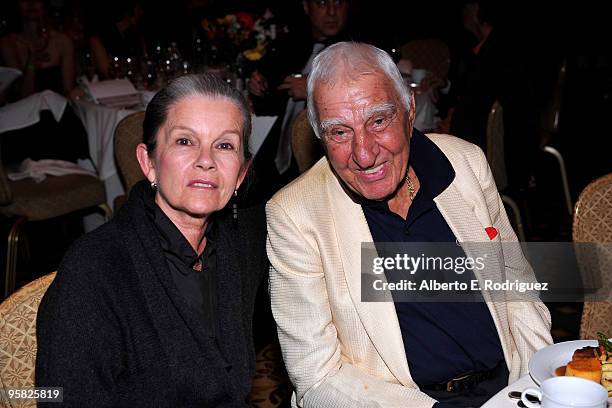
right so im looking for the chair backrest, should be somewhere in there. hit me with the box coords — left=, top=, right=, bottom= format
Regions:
left=573, top=173, right=612, bottom=339
left=485, top=100, right=508, bottom=191
left=114, top=111, right=146, bottom=193
left=0, top=156, right=11, bottom=205
left=400, top=39, right=451, bottom=81
left=539, top=59, right=567, bottom=147
left=291, top=110, right=323, bottom=174
left=0, top=272, right=56, bottom=407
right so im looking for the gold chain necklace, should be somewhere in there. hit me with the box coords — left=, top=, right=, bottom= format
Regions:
left=405, top=169, right=415, bottom=200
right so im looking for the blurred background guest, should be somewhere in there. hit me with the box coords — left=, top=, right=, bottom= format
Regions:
left=443, top=0, right=539, bottom=196
left=0, top=0, right=78, bottom=99
left=36, top=74, right=269, bottom=406
left=0, top=0, right=88, bottom=167
left=86, top=0, right=146, bottom=79
left=247, top=0, right=355, bottom=203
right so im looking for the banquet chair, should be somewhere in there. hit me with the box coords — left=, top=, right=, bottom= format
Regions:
left=291, top=110, right=323, bottom=174
left=247, top=341, right=291, bottom=408
left=486, top=101, right=527, bottom=242
left=400, top=38, right=451, bottom=81
left=0, top=149, right=109, bottom=299
left=539, top=59, right=572, bottom=216
left=113, top=111, right=146, bottom=210
left=573, top=173, right=612, bottom=340
left=0, top=272, right=56, bottom=408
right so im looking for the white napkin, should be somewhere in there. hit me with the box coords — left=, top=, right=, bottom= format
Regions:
left=8, top=158, right=98, bottom=183
left=85, top=78, right=142, bottom=108
left=0, top=90, right=67, bottom=133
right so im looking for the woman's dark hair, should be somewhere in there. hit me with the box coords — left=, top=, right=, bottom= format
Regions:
left=142, top=73, right=253, bottom=161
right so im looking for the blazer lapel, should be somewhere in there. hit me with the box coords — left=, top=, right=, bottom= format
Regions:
left=434, top=182, right=512, bottom=365
left=325, top=166, right=415, bottom=387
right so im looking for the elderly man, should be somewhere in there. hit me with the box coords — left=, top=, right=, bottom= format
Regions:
left=266, top=42, right=552, bottom=408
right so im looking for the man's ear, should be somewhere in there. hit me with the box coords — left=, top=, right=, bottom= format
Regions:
left=303, top=0, right=310, bottom=16
left=136, top=143, right=156, bottom=184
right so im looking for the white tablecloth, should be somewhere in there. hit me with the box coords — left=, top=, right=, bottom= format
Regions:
left=0, top=67, right=22, bottom=94
left=0, top=90, right=67, bottom=133
left=71, top=99, right=140, bottom=206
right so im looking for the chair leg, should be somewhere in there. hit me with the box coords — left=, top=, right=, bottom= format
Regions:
left=5, top=216, right=27, bottom=298
left=501, top=195, right=527, bottom=242
left=543, top=145, right=573, bottom=216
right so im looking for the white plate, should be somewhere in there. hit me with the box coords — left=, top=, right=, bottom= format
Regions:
left=529, top=339, right=599, bottom=385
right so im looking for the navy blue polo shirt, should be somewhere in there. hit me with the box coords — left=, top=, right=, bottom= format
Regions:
left=360, top=130, right=504, bottom=387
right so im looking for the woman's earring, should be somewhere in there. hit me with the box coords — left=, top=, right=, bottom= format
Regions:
left=232, top=190, right=238, bottom=220
left=151, top=181, right=158, bottom=190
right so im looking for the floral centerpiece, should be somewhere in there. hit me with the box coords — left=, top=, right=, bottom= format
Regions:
left=201, top=9, right=281, bottom=71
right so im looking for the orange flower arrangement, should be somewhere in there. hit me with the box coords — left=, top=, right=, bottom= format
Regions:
left=201, top=9, right=280, bottom=65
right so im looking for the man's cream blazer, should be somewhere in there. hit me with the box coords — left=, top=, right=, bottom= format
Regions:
left=266, top=134, right=553, bottom=408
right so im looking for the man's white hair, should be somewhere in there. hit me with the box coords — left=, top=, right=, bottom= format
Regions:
left=306, top=41, right=412, bottom=138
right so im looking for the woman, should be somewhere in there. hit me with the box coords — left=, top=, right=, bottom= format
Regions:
left=36, top=74, right=269, bottom=407
left=0, top=0, right=78, bottom=99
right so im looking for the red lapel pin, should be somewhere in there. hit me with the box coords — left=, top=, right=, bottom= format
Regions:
left=485, top=226, right=498, bottom=240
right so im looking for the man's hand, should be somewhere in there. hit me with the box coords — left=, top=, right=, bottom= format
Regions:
left=277, top=74, right=308, bottom=101
left=248, top=70, right=268, bottom=97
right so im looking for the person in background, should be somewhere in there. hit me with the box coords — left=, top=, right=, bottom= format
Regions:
left=266, top=42, right=552, bottom=407
left=36, top=74, right=269, bottom=407
left=0, top=0, right=88, bottom=165
left=0, top=0, right=78, bottom=99
left=247, top=0, right=352, bottom=203
left=87, top=0, right=146, bottom=79
left=445, top=0, right=539, bottom=196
